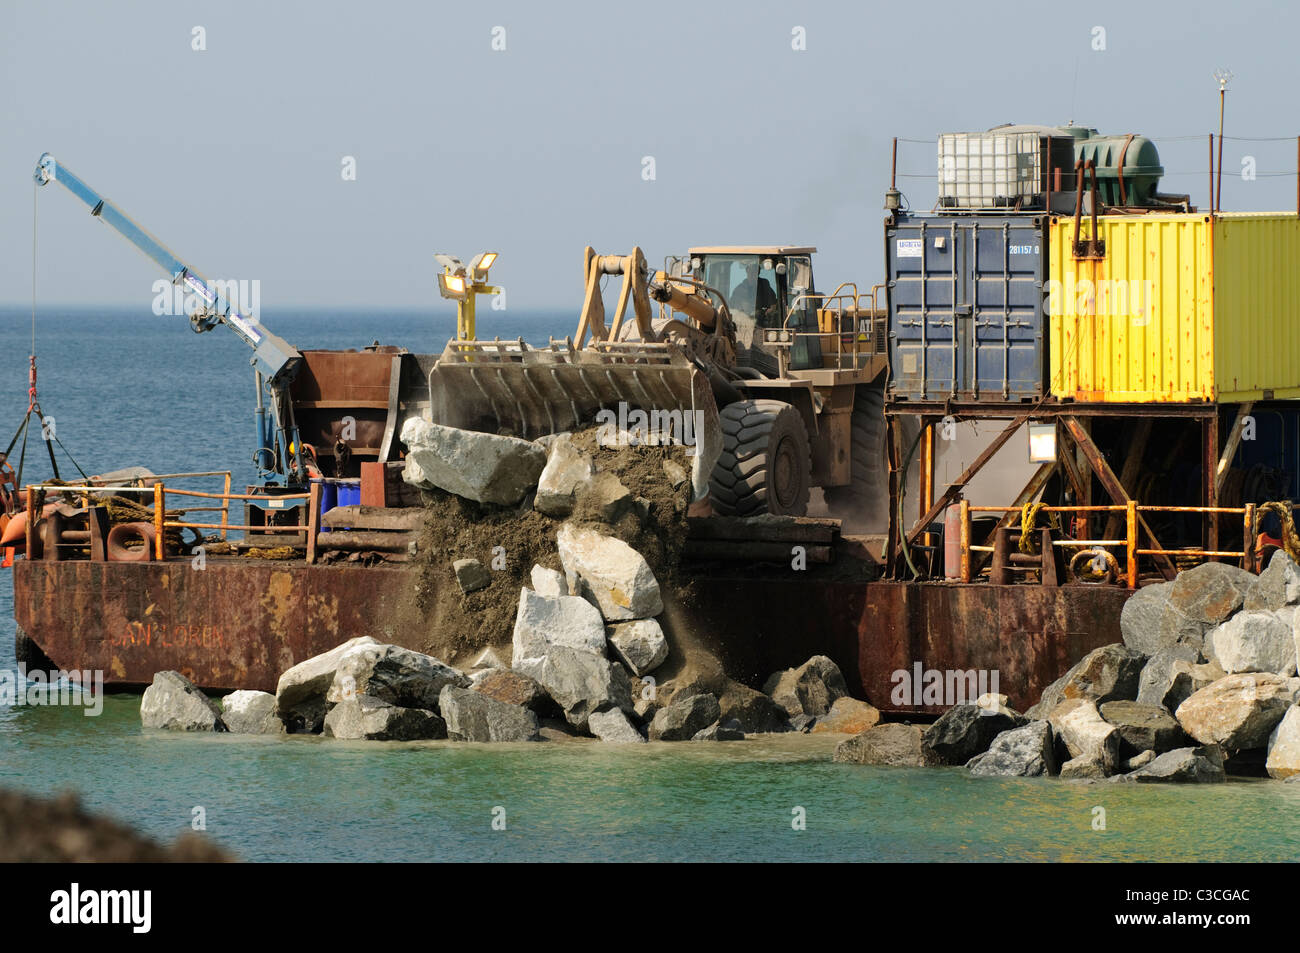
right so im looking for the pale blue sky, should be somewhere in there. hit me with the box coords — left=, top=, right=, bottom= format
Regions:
left=3, top=0, right=1297, bottom=317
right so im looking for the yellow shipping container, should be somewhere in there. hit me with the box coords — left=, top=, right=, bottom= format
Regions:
left=1048, top=212, right=1300, bottom=402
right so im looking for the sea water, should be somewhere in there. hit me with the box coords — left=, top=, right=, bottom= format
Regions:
left=0, top=308, right=1298, bottom=862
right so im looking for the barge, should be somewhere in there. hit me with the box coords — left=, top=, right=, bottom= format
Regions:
left=12, top=122, right=1300, bottom=717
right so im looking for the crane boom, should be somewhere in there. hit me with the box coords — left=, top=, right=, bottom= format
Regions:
left=33, top=153, right=306, bottom=487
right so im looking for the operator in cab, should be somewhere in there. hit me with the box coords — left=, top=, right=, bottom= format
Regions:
left=731, top=261, right=779, bottom=325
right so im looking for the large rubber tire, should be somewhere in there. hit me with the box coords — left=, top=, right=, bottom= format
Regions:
left=710, top=399, right=811, bottom=516
left=824, top=383, right=918, bottom=532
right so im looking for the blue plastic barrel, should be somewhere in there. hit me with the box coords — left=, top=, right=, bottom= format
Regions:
left=313, top=478, right=337, bottom=533
left=336, top=479, right=361, bottom=508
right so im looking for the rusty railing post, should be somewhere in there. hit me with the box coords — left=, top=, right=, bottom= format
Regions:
left=1243, top=502, right=1256, bottom=571
left=307, top=481, right=321, bottom=565
left=222, top=472, right=231, bottom=541
left=1126, top=499, right=1138, bottom=589
left=154, top=482, right=165, bottom=561
left=959, top=498, right=971, bottom=583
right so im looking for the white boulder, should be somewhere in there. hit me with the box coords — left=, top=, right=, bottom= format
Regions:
left=556, top=524, right=663, bottom=621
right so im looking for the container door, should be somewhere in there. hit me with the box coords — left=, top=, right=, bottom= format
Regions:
left=888, top=217, right=960, bottom=400
left=970, top=218, right=1044, bottom=400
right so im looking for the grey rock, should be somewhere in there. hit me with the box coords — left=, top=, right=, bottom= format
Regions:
left=529, top=564, right=567, bottom=598
left=327, top=643, right=469, bottom=711
left=966, top=721, right=1058, bottom=777
left=1120, top=583, right=1179, bottom=656
left=587, top=706, right=645, bottom=744
left=763, top=655, right=849, bottom=719
left=1243, top=549, right=1300, bottom=612
left=1060, top=754, right=1110, bottom=780
left=533, top=434, right=594, bottom=517
left=606, top=619, right=669, bottom=677
left=1125, top=749, right=1157, bottom=771
left=471, top=669, right=551, bottom=712
left=323, top=695, right=447, bottom=741
left=1166, top=562, right=1256, bottom=654
left=1049, top=698, right=1122, bottom=774
left=276, top=636, right=381, bottom=723
left=1136, top=644, right=1201, bottom=707
left=141, top=671, right=226, bottom=732
left=1099, top=699, right=1189, bottom=754
left=511, top=587, right=608, bottom=666
left=1163, top=659, right=1228, bottom=713
left=453, top=558, right=491, bottom=594
left=649, top=692, right=721, bottom=741
left=633, top=694, right=659, bottom=724
left=521, top=645, right=633, bottom=732
left=833, top=723, right=939, bottom=767
left=1026, top=644, right=1146, bottom=719
left=922, top=704, right=1025, bottom=765
left=719, top=685, right=791, bottom=734
left=1125, top=745, right=1226, bottom=783
left=220, top=690, right=283, bottom=734
left=557, top=524, right=663, bottom=621
left=1266, top=705, right=1300, bottom=779
left=438, top=685, right=540, bottom=742
left=401, top=418, right=546, bottom=505
left=810, top=696, right=883, bottom=735
left=1208, top=610, right=1298, bottom=675
left=1175, top=672, right=1300, bottom=750
left=692, top=720, right=745, bottom=741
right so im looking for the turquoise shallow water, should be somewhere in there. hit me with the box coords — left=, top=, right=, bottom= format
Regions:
left=3, top=692, right=1300, bottom=862
left=1, top=309, right=1299, bottom=862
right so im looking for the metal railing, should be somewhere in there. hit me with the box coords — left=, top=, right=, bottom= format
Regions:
left=952, top=499, right=1261, bottom=588
left=21, top=472, right=311, bottom=561
left=778, top=282, right=888, bottom=373
left=154, top=485, right=310, bottom=560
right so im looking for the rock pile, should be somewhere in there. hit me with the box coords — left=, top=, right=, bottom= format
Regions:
left=140, top=415, right=889, bottom=744
left=140, top=642, right=868, bottom=745
left=830, top=555, right=1300, bottom=783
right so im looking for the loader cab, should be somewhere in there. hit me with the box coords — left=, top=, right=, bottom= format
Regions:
left=688, top=246, right=819, bottom=375
left=688, top=246, right=818, bottom=330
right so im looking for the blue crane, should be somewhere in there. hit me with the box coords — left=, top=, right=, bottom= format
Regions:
left=33, top=153, right=307, bottom=489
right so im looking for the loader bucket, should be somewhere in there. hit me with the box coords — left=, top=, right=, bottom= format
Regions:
left=427, top=339, right=722, bottom=501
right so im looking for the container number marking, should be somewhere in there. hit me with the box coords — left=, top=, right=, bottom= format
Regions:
left=896, top=239, right=923, bottom=259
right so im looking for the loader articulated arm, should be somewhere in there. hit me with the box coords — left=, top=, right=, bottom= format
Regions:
left=34, top=153, right=306, bottom=487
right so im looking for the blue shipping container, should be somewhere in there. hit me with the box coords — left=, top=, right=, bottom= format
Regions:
left=886, top=212, right=1047, bottom=402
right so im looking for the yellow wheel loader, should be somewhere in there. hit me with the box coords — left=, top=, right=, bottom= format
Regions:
left=426, top=245, right=895, bottom=527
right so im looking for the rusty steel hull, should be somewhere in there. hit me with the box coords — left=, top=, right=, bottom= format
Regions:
left=13, top=559, right=419, bottom=692
left=675, top=578, right=1131, bottom=714
left=13, top=559, right=1130, bottom=713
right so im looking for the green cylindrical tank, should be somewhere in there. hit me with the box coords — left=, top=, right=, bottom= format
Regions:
left=1073, top=135, right=1164, bottom=206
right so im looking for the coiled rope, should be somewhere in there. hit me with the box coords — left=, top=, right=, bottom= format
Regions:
left=1255, top=501, right=1300, bottom=562
left=1018, top=501, right=1060, bottom=555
